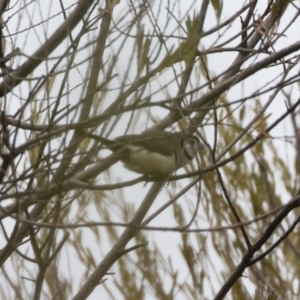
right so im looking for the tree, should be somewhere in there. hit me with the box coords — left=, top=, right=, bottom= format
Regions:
left=0, top=0, right=299, bottom=299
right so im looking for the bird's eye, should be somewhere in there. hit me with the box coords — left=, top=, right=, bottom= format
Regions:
left=189, top=136, right=199, bottom=144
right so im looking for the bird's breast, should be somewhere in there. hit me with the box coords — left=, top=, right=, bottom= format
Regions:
left=122, top=146, right=176, bottom=175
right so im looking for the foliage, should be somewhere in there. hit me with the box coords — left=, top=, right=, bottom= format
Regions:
left=0, top=0, right=299, bottom=299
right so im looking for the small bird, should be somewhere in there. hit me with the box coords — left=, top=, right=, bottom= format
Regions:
left=83, top=130, right=204, bottom=177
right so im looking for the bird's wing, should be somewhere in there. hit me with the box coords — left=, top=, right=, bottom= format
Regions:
left=116, top=132, right=182, bottom=157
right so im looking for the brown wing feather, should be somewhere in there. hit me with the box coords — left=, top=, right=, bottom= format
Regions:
left=115, top=131, right=182, bottom=157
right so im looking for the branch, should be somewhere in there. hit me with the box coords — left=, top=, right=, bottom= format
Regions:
left=0, top=0, right=94, bottom=97
left=72, top=181, right=165, bottom=300
left=214, top=193, right=300, bottom=300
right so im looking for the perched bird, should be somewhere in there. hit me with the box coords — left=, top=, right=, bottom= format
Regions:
left=83, top=130, right=204, bottom=177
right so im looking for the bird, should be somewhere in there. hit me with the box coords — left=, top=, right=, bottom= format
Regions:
left=82, top=130, right=205, bottom=177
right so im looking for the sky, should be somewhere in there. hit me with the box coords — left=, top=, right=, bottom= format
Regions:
left=1, top=1, right=300, bottom=299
